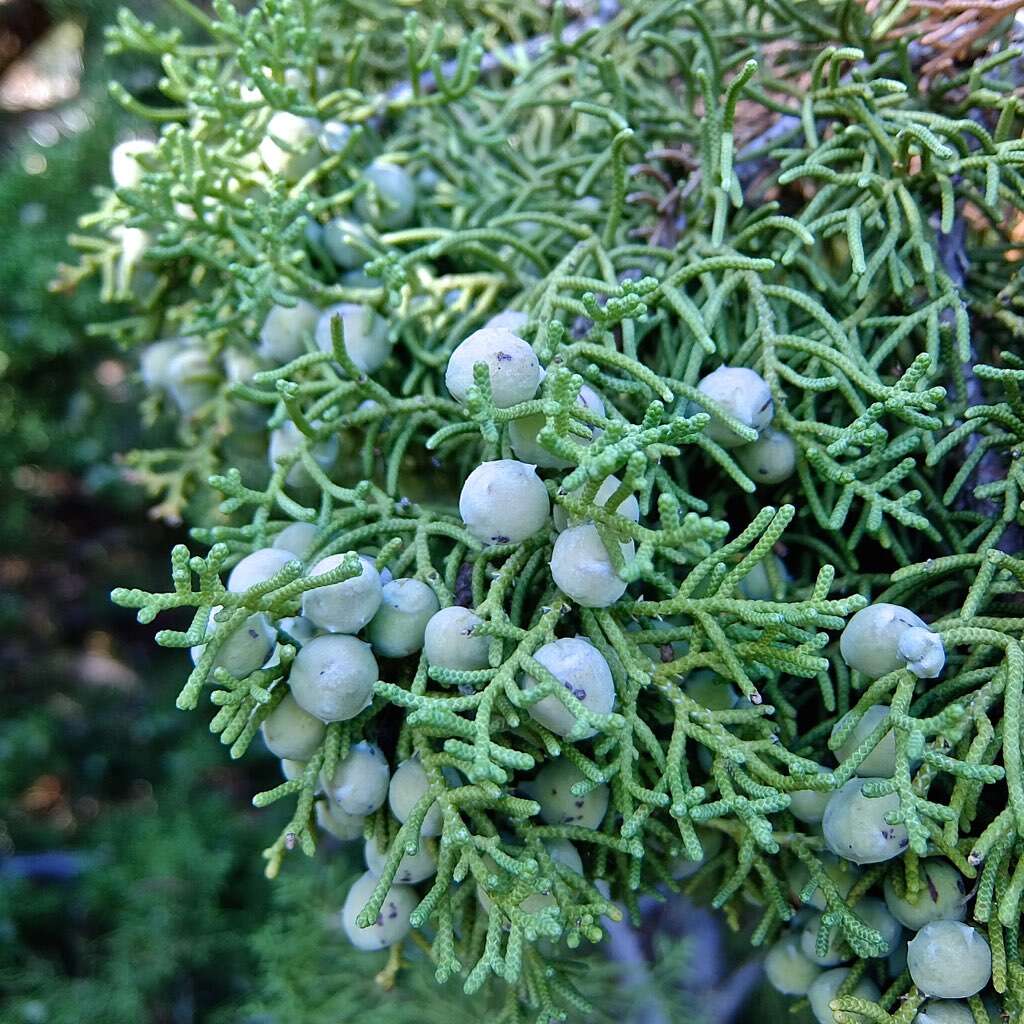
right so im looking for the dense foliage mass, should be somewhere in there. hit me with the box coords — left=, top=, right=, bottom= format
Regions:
left=68, top=0, right=1024, bottom=1020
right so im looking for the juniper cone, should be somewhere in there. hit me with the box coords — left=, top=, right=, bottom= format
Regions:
left=77, top=0, right=1024, bottom=1019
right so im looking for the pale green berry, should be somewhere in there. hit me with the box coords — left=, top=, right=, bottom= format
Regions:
left=805, top=854, right=859, bottom=910
left=273, top=522, right=319, bottom=560
left=855, top=897, right=903, bottom=957
left=367, top=579, right=440, bottom=658
left=518, top=840, right=584, bottom=915
left=509, top=382, right=605, bottom=468
left=364, top=834, right=437, bottom=885
left=166, top=347, right=217, bottom=414
left=899, top=625, right=948, bottom=679
left=888, top=941, right=908, bottom=981
left=445, top=328, right=541, bottom=408
left=477, top=843, right=585, bottom=917
left=883, top=859, right=967, bottom=930
left=190, top=606, right=275, bottom=678
left=531, top=760, right=609, bottom=829
left=139, top=337, right=192, bottom=392
left=317, top=119, right=351, bottom=154
left=415, top=165, right=441, bottom=191
left=323, top=216, right=370, bottom=269
left=765, top=935, right=821, bottom=996
left=223, top=348, right=263, bottom=385
left=459, top=460, right=550, bottom=545
left=261, top=691, right=326, bottom=760
left=259, top=299, right=319, bottom=363
left=225, top=145, right=263, bottom=188
left=683, top=670, right=737, bottom=711
left=422, top=606, right=490, bottom=671
left=801, top=912, right=851, bottom=966
left=303, top=217, right=323, bottom=247
left=342, top=869, right=418, bottom=950
left=486, top=309, right=529, bottom=331
left=696, top=366, right=774, bottom=447
left=550, top=524, right=632, bottom=608
left=542, top=837, right=584, bottom=874
left=388, top=757, right=445, bottom=837
left=314, top=302, right=392, bottom=373
left=908, top=921, right=991, bottom=998
left=267, top=420, right=340, bottom=488
left=301, top=553, right=382, bottom=634
left=737, top=555, right=790, bottom=600
left=316, top=800, right=365, bottom=841
left=672, top=827, right=724, bottom=879
left=915, top=1000, right=975, bottom=1024
left=520, top=636, right=615, bottom=738
left=832, top=705, right=897, bottom=778
left=510, top=217, right=541, bottom=238
left=807, top=968, right=880, bottom=1024
left=115, top=221, right=150, bottom=263
left=477, top=840, right=584, bottom=915
left=354, top=162, right=416, bottom=230
left=553, top=474, right=640, bottom=532
left=840, top=603, right=945, bottom=679
left=786, top=854, right=859, bottom=911
left=342, top=269, right=376, bottom=289
left=280, top=758, right=306, bottom=781
left=823, top=779, right=908, bottom=865
left=277, top=615, right=317, bottom=644
left=298, top=212, right=335, bottom=249
left=789, top=779, right=833, bottom=825
left=227, top=547, right=294, bottom=593
left=508, top=413, right=571, bottom=469
left=321, top=740, right=389, bottom=816
left=288, top=634, right=378, bottom=722
left=735, top=426, right=797, bottom=484
left=283, top=65, right=329, bottom=94
left=110, top=138, right=155, bottom=188
left=259, top=111, right=321, bottom=181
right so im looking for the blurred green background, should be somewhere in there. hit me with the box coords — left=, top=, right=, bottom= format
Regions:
left=0, top=5, right=795, bottom=1021
left=0, top=6, right=283, bottom=1021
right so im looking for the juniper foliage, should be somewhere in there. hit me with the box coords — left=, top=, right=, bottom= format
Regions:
left=65, top=0, right=1024, bottom=1020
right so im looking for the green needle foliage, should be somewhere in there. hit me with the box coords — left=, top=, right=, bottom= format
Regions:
left=228, top=855, right=700, bottom=1024
left=64, top=0, right=1024, bottom=1020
